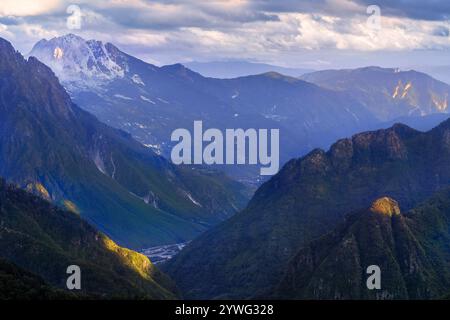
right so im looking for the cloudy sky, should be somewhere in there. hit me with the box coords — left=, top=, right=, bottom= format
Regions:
left=1, top=0, right=450, bottom=69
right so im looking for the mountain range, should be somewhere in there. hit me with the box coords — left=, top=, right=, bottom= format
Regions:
left=3, top=33, right=450, bottom=300
left=29, top=34, right=378, bottom=185
left=165, top=119, right=450, bottom=299
left=301, top=67, right=450, bottom=121
left=0, top=36, right=248, bottom=249
left=184, top=60, right=313, bottom=79
left=29, top=35, right=450, bottom=186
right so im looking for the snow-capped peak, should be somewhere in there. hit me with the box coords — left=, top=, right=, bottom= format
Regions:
left=29, top=34, right=128, bottom=89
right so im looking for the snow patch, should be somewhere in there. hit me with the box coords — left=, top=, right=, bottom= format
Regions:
left=140, top=95, right=156, bottom=104
left=114, top=94, right=133, bottom=100
left=157, top=97, right=169, bottom=104
left=143, top=143, right=162, bottom=155
left=110, top=155, right=116, bottom=179
left=262, top=113, right=287, bottom=122
left=184, top=192, right=202, bottom=207
left=93, top=151, right=107, bottom=175
left=131, top=74, right=145, bottom=86
left=134, top=122, right=147, bottom=129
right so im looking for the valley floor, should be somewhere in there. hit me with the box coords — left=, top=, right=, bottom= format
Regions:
left=141, top=242, right=189, bottom=264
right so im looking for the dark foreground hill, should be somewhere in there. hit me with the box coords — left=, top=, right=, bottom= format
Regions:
left=0, top=258, right=75, bottom=300
left=0, top=178, right=177, bottom=299
left=274, top=193, right=450, bottom=299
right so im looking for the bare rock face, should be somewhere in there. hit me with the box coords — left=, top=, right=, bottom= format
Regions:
left=370, top=197, right=401, bottom=216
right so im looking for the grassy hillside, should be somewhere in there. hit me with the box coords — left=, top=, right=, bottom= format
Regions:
left=0, top=178, right=177, bottom=299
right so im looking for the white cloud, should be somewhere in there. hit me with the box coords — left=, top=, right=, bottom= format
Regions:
left=0, top=0, right=61, bottom=16
left=1, top=0, right=450, bottom=67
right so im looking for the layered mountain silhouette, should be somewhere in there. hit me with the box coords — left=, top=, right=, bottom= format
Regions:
left=185, top=60, right=313, bottom=79
left=0, top=178, right=177, bottom=299
left=30, top=34, right=376, bottom=184
left=301, top=67, right=450, bottom=121
left=30, top=36, right=450, bottom=185
left=165, top=118, right=450, bottom=299
left=274, top=194, right=450, bottom=299
left=0, top=37, right=248, bottom=248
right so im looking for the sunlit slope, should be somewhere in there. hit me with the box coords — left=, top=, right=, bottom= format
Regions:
left=0, top=179, right=177, bottom=299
